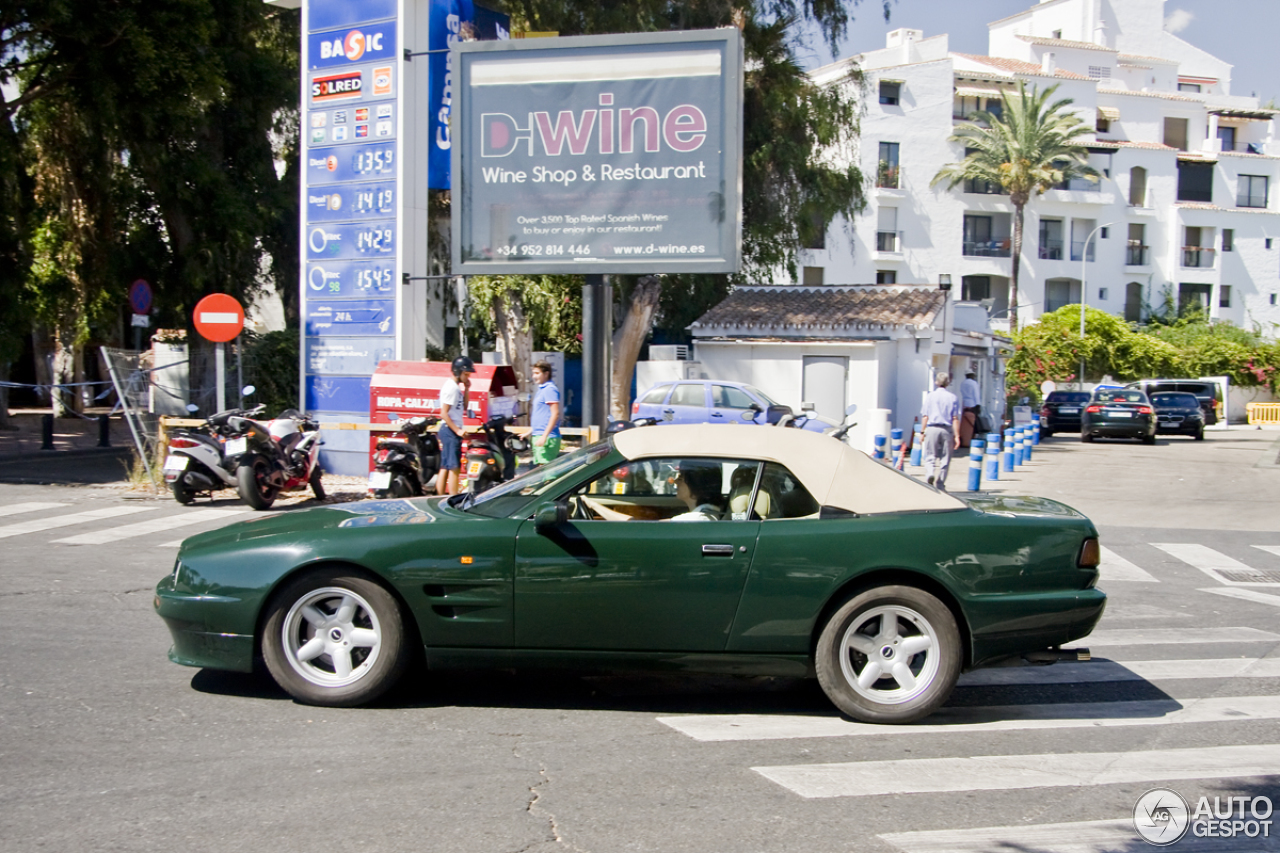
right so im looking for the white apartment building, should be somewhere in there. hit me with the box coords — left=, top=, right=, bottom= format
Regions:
left=801, top=0, right=1280, bottom=334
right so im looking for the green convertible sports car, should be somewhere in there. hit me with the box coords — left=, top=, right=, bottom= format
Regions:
left=155, top=424, right=1106, bottom=723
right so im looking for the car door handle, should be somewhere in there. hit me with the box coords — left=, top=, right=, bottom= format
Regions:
left=710, top=412, right=724, bottom=418
left=701, top=544, right=735, bottom=557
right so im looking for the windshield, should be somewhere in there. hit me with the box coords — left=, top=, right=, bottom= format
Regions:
left=454, top=440, right=613, bottom=516
left=1152, top=393, right=1200, bottom=407
left=744, top=385, right=780, bottom=408
left=1047, top=392, right=1090, bottom=403
left=1094, top=390, right=1148, bottom=404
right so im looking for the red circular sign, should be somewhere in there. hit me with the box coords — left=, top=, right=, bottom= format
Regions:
left=193, top=293, right=245, bottom=343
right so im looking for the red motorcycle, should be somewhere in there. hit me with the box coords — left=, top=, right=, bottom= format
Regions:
left=224, top=408, right=325, bottom=510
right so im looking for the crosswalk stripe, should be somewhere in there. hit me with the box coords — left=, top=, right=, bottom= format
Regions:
left=0, top=506, right=154, bottom=539
left=52, top=509, right=250, bottom=545
left=1254, top=544, right=1280, bottom=559
left=880, top=818, right=1273, bottom=853
left=659, top=695, right=1280, bottom=742
left=1086, top=626, right=1280, bottom=645
left=0, top=502, right=68, bottom=518
left=1153, top=543, right=1271, bottom=586
left=1100, top=546, right=1158, bottom=582
left=1201, top=587, right=1280, bottom=609
left=751, top=743, right=1280, bottom=798
left=958, top=657, right=1280, bottom=686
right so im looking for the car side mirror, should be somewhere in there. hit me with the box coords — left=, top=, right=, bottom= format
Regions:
left=765, top=404, right=793, bottom=425
left=535, top=500, right=568, bottom=531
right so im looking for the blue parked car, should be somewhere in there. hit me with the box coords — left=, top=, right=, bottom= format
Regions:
left=631, top=380, right=830, bottom=432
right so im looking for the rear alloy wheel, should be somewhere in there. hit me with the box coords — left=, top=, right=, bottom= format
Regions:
left=262, top=569, right=409, bottom=707
left=815, top=585, right=961, bottom=724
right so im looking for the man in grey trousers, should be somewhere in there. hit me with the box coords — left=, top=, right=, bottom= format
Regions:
left=920, top=372, right=961, bottom=489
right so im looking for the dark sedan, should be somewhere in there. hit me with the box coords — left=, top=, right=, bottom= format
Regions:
left=1151, top=392, right=1206, bottom=440
left=1039, top=391, right=1092, bottom=436
left=1081, top=389, right=1156, bottom=444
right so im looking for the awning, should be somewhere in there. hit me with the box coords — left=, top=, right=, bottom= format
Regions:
left=955, top=85, right=1007, bottom=99
left=1210, top=108, right=1278, bottom=121
left=1097, top=106, right=1120, bottom=120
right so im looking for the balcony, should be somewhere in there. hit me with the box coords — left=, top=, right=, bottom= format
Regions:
left=1126, top=244, right=1150, bottom=266
left=1070, top=240, right=1097, bottom=262
left=876, top=163, right=901, bottom=189
left=1222, top=141, right=1266, bottom=155
left=1038, top=240, right=1064, bottom=261
left=876, top=231, right=903, bottom=253
left=1182, top=247, right=1216, bottom=269
left=963, top=240, right=1011, bottom=258
left=963, top=178, right=1007, bottom=195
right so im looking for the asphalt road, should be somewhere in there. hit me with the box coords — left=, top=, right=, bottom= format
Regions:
left=1, top=431, right=1279, bottom=852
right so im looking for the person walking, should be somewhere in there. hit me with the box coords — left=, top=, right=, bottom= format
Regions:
left=437, top=356, right=475, bottom=495
left=530, top=360, right=562, bottom=466
left=959, top=370, right=982, bottom=448
left=921, top=372, right=961, bottom=489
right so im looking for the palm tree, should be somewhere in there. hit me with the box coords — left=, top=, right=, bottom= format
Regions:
left=932, top=82, right=1099, bottom=332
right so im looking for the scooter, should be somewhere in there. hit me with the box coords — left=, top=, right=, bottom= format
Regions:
left=463, top=415, right=527, bottom=494
left=162, top=402, right=266, bottom=504
left=225, top=405, right=325, bottom=510
left=368, top=415, right=441, bottom=498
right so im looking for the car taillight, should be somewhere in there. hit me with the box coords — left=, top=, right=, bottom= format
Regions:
left=169, top=436, right=200, bottom=449
left=631, top=402, right=639, bottom=415
left=1040, top=408, right=1051, bottom=417
left=1078, top=538, right=1101, bottom=568
left=374, top=449, right=389, bottom=464
left=1137, top=406, right=1153, bottom=415
left=1086, top=405, right=1102, bottom=413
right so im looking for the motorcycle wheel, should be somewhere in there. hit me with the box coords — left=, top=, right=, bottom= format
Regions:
left=171, top=479, right=197, bottom=505
left=388, top=474, right=415, bottom=498
left=310, top=466, right=326, bottom=501
left=237, top=456, right=279, bottom=511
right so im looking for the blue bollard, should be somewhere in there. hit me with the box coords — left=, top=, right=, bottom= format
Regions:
left=1014, top=426, right=1026, bottom=466
left=967, top=439, right=984, bottom=491
left=873, top=434, right=886, bottom=461
left=1003, top=428, right=1015, bottom=472
left=985, top=432, right=1001, bottom=481
left=1025, top=425, right=1035, bottom=460
left=891, top=428, right=903, bottom=464
left=1031, top=422, right=1041, bottom=446
left=910, top=423, right=923, bottom=467
left=1022, top=425, right=1033, bottom=462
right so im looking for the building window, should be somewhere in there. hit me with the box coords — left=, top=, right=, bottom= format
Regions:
left=1238, top=175, right=1269, bottom=209
left=1223, top=229, right=1234, bottom=252
left=876, top=270, right=897, bottom=285
left=1164, top=117, right=1189, bottom=151
left=804, top=211, right=826, bottom=250
left=1179, top=283, right=1212, bottom=312
left=1099, top=287, right=1109, bottom=301
left=1052, top=29, right=1062, bottom=39
left=877, top=142, right=900, bottom=188
left=962, top=276, right=990, bottom=300
left=1178, top=83, right=1202, bottom=93
left=1267, top=238, right=1274, bottom=250
left=1038, top=218, right=1064, bottom=260
left=1272, top=293, right=1277, bottom=305
left=1088, top=66, right=1112, bottom=80
left=1219, top=285, right=1232, bottom=308
left=879, top=81, right=901, bottom=106
left=1096, top=116, right=1111, bottom=133
left=1177, top=161, right=1213, bottom=203
left=1100, top=227, right=1110, bottom=239
left=802, top=266, right=824, bottom=285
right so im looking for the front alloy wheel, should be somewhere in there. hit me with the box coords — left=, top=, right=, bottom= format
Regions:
left=262, top=569, right=409, bottom=706
left=816, top=585, right=961, bottom=723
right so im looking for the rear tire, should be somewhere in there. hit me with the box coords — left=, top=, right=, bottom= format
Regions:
left=1143, top=433, right=1156, bottom=445
left=388, top=474, right=415, bottom=498
left=171, top=479, right=196, bottom=505
left=1041, top=428, right=1053, bottom=438
left=1081, top=431, right=1093, bottom=443
left=237, top=456, right=278, bottom=510
left=261, top=568, right=409, bottom=707
left=309, top=466, right=326, bottom=500
left=815, top=585, right=962, bottom=724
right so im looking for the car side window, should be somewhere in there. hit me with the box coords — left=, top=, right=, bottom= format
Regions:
left=571, top=458, right=758, bottom=522
left=713, top=385, right=756, bottom=409
left=670, top=384, right=706, bottom=407
left=758, top=463, right=821, bottom=519
left=640, top=386, right=670, bottom=405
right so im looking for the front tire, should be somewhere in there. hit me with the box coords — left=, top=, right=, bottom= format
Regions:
left=1194, top=425, right=1205, bottom=441
left=237, top=456, right=278, bottom=510
left=261, top=569, right=409, bottom=707
left=309, top=466, right=326, bottom=500
left=815, top=585, right=961, bottom=724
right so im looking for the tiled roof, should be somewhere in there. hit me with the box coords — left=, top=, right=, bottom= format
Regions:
left=1097, top=87, right=1203, bottom=103
left=1015, top=35, right=1114, bottom=53
left=1089, top=140, right=1177, bottom=151
left=953, top=53, right=1090, bottom=81
left=1176, top=203, right=1223, bottom=211
left=691, top=286, right=946, bottom=333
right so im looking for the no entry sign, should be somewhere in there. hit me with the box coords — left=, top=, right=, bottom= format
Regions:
left=194, top=293, right=245, bottom=343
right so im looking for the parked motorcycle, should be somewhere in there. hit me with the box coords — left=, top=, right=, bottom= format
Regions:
left=225, top=407, right=325, bottom=510
left=463, top=415, right=527, bottom=494
left=368, top=415, right=441, bottom=498
left=163, top=402, right=266, bottom=504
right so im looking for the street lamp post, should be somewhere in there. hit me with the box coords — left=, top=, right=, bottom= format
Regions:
left=1079, top=222, right=1113, bottom=390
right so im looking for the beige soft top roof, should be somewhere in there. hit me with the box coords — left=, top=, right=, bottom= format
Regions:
left=612, top=424, right=965, bottom=515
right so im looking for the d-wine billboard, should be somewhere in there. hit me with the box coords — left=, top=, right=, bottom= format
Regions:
left=451, top=29, right=743, bottom=275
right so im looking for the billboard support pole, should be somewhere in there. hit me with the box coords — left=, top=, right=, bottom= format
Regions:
left=582, top=275, right=611, bottom=432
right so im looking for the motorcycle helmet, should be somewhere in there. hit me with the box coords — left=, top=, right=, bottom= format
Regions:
left=451, top=356, right=476, bottom=375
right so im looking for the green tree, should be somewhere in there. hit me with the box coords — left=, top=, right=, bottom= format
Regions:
left=931, top=82, right=1098, bottom=332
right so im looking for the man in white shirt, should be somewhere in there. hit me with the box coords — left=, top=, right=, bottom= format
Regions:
left=437, top=356, right=475, bottom=495
left=959, top=371, right=982, bottom=448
